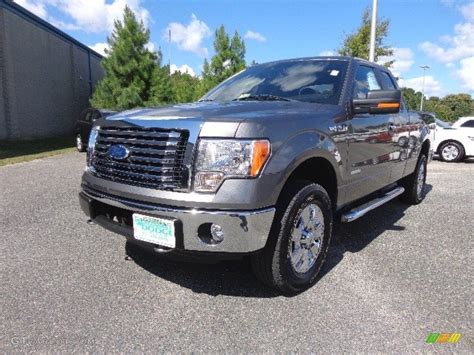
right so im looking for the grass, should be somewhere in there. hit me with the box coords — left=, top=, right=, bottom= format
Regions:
left=0, top=136, right=77, bottom=166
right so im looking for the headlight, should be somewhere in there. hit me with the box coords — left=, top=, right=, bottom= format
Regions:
left=194, top=139, right=271, bottom=192
left=86, top=126, right=100, bottom=167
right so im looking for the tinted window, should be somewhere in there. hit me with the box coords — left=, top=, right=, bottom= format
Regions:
left=436, top=119, right=451, bottom=129
left=84, top=111, right=93, bottom=122
left=461, top=120, right=474, bottom=127
left=400, top=99, right=407, bottom=111
left=202, top=60, right=349, bottom=105
left=353, top=66, right=381, bottom=99
left=91, top=110, right=101, bottom=121
left=420, top=114, right=435, bottom=124
left=379, top=71, right=397, bottom=90
left=79, top=109, right=89, bottom=121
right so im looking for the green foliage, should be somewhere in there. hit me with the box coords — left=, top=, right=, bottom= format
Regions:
left=170, top=71, right=201, bottom=103
left=92, top=14, right=247, bottom=107
left=148, top=65, right=173, bottom=105
left=338, top=8, right=393, bottom=65
left=401, top=88, right=474, bottom=122
left=426, top=94, right=474, bottom=122
left=91, top=6, right=158, bottom=110
left=201, top=25, right=246, bottom=94
left=401, top=88, right=422, bottom=111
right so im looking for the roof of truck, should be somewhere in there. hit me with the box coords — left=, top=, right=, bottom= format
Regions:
left=256, top=56, right=391, bottom=71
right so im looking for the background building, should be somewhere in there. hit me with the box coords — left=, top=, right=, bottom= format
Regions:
left=0, top=0, right=104, bottom=140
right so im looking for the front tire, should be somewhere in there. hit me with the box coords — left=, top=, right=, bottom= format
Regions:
left=439, top=141, right=464, bottom=162
left=252, top=181, right=333, bottom=294
left=400, top=154, right=427, bottom=205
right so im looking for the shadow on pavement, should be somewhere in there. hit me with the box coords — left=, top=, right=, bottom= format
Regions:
left=128, top=184, right=433, bottom=298
left=319, top=182, right=432, bottom=281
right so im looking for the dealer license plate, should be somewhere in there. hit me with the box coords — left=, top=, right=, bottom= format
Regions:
left=132, top=213, right=175, bottom=248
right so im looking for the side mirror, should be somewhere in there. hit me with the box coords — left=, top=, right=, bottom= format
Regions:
left=352, top=90, right=401, bottom=115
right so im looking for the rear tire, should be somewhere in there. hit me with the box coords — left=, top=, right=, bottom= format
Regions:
left=439, top=141, right=464, bottom=162
left=400, top=154, right=427, bottom=205
left=76, top=134, right=86, bottom=152
left=251, top=180, right=333, bottom=295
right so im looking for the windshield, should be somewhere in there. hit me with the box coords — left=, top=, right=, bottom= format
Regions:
left=202, top=59, right=349, bottom=105
left=436, top=119, right=451, bottom=128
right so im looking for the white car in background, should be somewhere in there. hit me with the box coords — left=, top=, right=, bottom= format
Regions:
left=452, top=117, right=474, bottom=129
left=433, top=118, right=474, bottom=162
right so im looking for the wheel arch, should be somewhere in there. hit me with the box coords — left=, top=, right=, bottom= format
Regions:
left=262, top=129, right=344, bottom=211
left=421, top=139, right=431, bottom=156
left=277, top=156, right=338, bottom=211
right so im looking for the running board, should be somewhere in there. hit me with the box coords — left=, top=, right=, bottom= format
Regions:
left=341, top=187, right=405, bottom=223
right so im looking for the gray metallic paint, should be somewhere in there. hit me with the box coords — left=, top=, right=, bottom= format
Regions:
left=85, top=100, right=348, bottom=210
left=82, top=57, right=432, bottom=253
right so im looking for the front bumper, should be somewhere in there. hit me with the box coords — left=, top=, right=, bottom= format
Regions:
left=79, top=186, right=275, bottom=254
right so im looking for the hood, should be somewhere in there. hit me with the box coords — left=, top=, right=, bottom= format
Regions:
left=105, top=101, right=342, bottom=138
left=107, top=101, right=327, bottom=122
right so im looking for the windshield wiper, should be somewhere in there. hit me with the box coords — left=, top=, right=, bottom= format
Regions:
left=198, top=99, right=214, bottom=102
left=232, top=94, right=291, bottom=102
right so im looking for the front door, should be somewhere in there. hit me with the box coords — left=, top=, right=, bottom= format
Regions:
left=347, top=65, right=397, bottom=201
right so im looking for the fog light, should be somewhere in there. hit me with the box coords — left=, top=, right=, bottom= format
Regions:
left=197, top=223, right=225, bottom=245
left=210, top=224, right=224, bottom=242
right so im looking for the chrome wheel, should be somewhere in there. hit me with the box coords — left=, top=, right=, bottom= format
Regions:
left=289, top=203, right=324, bottom=274
left=441, top=144, right=459, bottom=161
left=416, top=159, right=426, bottom=198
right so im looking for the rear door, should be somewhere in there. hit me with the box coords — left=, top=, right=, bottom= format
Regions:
left=347, top=65, right=397, bottom=200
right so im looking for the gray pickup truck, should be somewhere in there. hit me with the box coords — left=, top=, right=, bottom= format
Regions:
left=79, top=56, right=432, bottom=294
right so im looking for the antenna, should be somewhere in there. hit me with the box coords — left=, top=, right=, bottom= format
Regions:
left=168, top=29, right=171, bottom=76
left=369, top=0, right=378, bottom=62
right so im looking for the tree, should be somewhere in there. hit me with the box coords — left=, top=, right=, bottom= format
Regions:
left=401, top=87, right=422, bottom=110
left=401, top=87, right=474, bottom=122
left=91, top=6, right=158, bottom=110
left=442, top=94, right=473, bottom=120
left=338, top=8, right=393, bottom=65
left=170, top=71, right=201, bottom=103
left=148, top=58, right=173, bottom=106
left=201, top=26, right=246, bottom=94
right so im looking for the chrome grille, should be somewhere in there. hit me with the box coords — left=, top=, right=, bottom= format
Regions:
left=91, top=126, right=189, bottom=190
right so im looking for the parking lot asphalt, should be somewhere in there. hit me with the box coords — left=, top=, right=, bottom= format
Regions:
left=1, top=153, right=473, bottom=352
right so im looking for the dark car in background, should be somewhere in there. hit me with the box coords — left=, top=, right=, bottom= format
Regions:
left=75, top=108, right=116, bottom=152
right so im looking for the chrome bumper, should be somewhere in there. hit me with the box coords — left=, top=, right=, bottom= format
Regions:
left=80, top=186, right=275, bottom=253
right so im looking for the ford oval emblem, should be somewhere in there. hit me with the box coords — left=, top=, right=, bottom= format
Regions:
left=107, top=144, right=130, bottom=160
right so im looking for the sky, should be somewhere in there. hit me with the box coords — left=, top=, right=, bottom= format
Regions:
left=14, top=0, right=474, bottom=97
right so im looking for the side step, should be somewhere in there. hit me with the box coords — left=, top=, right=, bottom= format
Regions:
left=341, top=187, right=405, bottom=223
